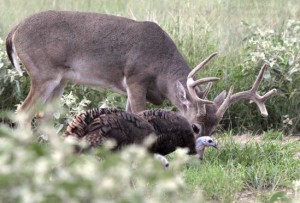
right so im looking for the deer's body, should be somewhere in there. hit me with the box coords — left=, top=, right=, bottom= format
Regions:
left=7, top=11, right=189, bottom=113
left=6, top=11, right=277, bottom=137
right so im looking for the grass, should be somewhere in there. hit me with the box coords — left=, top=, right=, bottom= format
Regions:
left=0, top=1, right=300, bottom=202
left=1, top=0, right=300, bottom=133
left=183, top=132, right=300, bottom=202
left=185, top=163, right=244, bottom=202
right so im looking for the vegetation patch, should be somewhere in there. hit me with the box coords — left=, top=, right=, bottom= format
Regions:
left=0, top=0, right=299, bottom=202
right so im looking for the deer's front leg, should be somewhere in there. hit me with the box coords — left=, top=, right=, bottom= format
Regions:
left=125, top=99, right=132, bottom=112
left=126, top=82, right=147, bottom=113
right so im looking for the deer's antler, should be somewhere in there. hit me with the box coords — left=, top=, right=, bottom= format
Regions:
left=216, top=64, right=277, bottom=119
left=187, top=52, right=220, bottom=104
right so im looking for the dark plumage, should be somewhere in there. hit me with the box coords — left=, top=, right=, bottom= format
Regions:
left=65, top=108, right=155, bottom=150
left=65, top=108, right=197, bottom=155
left=66, top=108, right=122, bottom=139
left=137, top=109, right=196, bottom=155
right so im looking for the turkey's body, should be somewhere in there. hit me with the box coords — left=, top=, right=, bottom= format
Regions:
left=138, top=109, right=196, bottom=155
left=65, top=108, right=196, bottom=155
left=65, top=108, right=155, bottom=150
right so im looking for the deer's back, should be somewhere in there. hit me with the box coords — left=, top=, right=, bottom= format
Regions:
left=13, top=11, right=180, bottom=71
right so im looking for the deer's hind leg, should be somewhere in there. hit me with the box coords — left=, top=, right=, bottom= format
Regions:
left=34, top=80, right=66, bottom=119
left=18, top=75, right=64, bottom=116
left=17, top=60, right=65, bottom=119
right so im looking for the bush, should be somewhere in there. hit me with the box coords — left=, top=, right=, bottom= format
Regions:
left=0, top=38, right=28, bottom=111
left=0, top=113, right=204, bottom=203
left=240, top=20, right=300, bottom=133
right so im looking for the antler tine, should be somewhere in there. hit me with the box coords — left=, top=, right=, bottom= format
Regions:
left=187, top=52, right=218, bottom=79
left=251, top=63, right=277, bottom=103
left=256, top=87, right=277, bottom=116
left=188, top=77, right=220, bottom=88
left=203, top=82, right=213, bottom=99
left=187, top=77, right=219, bottom=104
left=216, top=64, right=277, bottom=119
left=261, top=89, right=277, bottom=102
left=187, top=52, right=219, bottom=104
left=251, top=63, right=268, bottom=92
left=216, top=86, right=234, bottom=118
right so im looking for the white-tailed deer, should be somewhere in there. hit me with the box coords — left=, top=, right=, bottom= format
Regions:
left=6, top=11, right=277, bottom=137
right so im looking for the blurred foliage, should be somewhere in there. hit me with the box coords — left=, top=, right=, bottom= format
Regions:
left=0, top=113, right=204, bottom=203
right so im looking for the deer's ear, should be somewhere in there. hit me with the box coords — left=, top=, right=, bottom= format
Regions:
left=175, top=81, right=191, bottom=107
left=213, top=90, right=227, bottom=108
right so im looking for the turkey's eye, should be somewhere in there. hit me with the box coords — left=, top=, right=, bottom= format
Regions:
left=192, top=124, right=200, bottom=134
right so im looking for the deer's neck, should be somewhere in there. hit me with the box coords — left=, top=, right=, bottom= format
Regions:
left=167, top=76, right=189, bottom=113
left=163, top=58, right=191, bottom=115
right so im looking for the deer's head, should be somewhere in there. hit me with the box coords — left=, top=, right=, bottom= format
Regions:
left=175, top=53, right=277, bottom=139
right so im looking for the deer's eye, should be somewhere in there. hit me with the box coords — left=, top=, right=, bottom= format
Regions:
left=208, top=140, right=213, bottom=143
left=192, top=124, right=200, bottom=134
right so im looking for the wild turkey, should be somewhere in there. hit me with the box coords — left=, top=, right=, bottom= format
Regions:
left=137, top=109, right=217, bottom=159
left=65, top=108, right=217, bottom=160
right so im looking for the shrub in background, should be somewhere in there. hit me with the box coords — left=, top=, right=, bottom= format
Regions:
left=219, top=20, right=300, bottom=134
left=242, top=20, right=300, bottom=133
left=0, top=38, right=28, bottom=111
